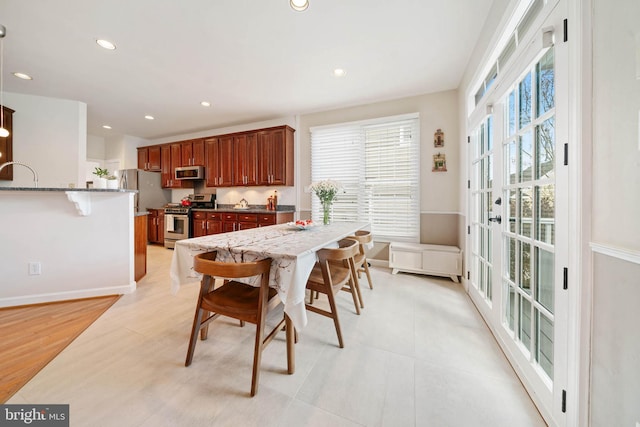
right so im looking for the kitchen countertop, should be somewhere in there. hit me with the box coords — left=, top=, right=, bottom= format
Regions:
left=191, top=204, right=295, bottom=214
left=0, top=187, right=136, bottom=193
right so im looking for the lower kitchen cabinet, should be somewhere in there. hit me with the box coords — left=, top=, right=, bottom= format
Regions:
left=191, top=210, right=294, bottom=236
left=147, top=209, right=165, bottom=244
left=192, top=211, right=224, bottom=237
left=135, top=214, right=148, bottom=281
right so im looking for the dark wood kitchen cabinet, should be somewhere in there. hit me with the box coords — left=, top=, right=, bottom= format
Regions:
left=137, top=145, right=161, bottom=171
left=0, top=106, right=14, bottom=181
left=258, top=126, right=294, bottom=186
left=232, top=133, right=258, bottom=186
left=134, top=214, right=148, bottom=281
left=205, top=136, right=234, bottom=187
left=192, top=211, right=223, bottom=237
left=160, top=143, right=191, bottom=189
left=181, top=138, right=205, bottom=167
left=147, top=209, right=165, bottom=244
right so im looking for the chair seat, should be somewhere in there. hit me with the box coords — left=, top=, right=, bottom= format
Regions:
left=202, top=281, right=279, bottom=323
left=353, top=252, right=365, bottom=266
left=306, top=263, right=351, bottom=293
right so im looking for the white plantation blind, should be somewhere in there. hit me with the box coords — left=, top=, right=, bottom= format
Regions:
left=310, top=114, right=420, bottom=242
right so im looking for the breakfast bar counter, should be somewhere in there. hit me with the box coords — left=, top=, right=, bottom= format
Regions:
left=0, top=188, right=138, bottom=307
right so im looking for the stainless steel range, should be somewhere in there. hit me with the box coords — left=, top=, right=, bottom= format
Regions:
left=163, top=194, right=215, bottom=249
left=164, top=204, right=190, bottom=249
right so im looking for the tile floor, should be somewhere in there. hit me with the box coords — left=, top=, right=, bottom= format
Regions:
left=9, top=245, right=546, bottom=426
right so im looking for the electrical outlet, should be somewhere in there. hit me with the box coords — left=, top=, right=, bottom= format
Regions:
left=28, top=262, right=41, bottom=275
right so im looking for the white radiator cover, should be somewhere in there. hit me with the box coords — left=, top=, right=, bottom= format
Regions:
left=389, top=242, right=462, bottom=282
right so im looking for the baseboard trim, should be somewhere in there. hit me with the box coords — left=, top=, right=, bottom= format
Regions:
left=0, top=282, right=135, bottom=309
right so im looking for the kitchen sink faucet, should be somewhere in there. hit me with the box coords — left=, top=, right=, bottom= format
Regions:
left=0, top=161, right=39, bottom=187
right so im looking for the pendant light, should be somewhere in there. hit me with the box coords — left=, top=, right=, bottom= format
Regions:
left=290, top=0, right=309, bottom=12
left=0, top=24, right=9, bottom=138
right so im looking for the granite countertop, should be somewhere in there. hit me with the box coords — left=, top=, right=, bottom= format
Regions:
left=0, top=187, right=136, bottom=193
left=192, top=204, right=295, bottom=214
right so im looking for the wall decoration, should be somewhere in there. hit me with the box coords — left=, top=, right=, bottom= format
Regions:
left=434, top=128, right=444, bottom=147
left=432, top=153, right=447, bottom=172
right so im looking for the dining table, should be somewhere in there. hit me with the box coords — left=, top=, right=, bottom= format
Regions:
left=170, top=221, right=370, bottom=332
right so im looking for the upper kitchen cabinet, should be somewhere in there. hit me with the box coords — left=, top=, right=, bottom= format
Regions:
left=0, top=106, right=15, bottom=181
left=181, top=138, right=205, bottom=167
left=137, top=145, right=161, bottom=171
left=205, top=137, right=233, bottom=187
left=232, top=132, right=258, bottom=186
left=160, top=143, right=188, bottom=189
left=258, top=126, right=294, bottom=186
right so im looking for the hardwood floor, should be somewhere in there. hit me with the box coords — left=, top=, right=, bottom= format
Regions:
left=0, top=295, right=120, bottom=403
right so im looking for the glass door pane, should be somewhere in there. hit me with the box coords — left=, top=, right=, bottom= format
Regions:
left=469, top=116, right=495, bottom=304
left=502, top=46, right=557, bottom=384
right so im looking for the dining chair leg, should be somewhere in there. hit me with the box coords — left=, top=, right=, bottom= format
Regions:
left=346, top=281, right=361, bottom=315
left=200, top=310, right=211, bottom=340
left=363, top=262, right=374, bottom=289
left=185, top=308, right=204, bottom=367
left=349, top=261, right=364, bottom=310
left=326, top=290, right=344, bottom=348
left=352, top=276, right=364, bottom=310
left=250, top=321, right=266, bottom=397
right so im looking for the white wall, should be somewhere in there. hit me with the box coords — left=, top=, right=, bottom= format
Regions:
left=87, top=134, right=106, bottom=159
left=0, top=92, right=87, bottom=188
left=589, top=0, right=640, bottom=425
left=106, top=134, right=148, bottom=171
left=0, top=190, right=136, bottom=307
left=591, top=0, right=640, bottom=251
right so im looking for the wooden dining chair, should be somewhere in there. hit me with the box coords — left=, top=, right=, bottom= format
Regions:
left=348, top=230, right=374, bottom=290
left=185, top=251, right=294, bottom=397
left=305, top=238, right=360, bottom=348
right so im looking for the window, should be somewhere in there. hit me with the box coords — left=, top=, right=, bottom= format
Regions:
left=310, top=114, right=420, bottom=242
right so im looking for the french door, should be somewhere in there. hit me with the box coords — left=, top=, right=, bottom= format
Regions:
left=467, top=2, right=568, bottom=425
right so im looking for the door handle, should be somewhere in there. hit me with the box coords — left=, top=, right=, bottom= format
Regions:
left=488, top=215, right=502, bottom=224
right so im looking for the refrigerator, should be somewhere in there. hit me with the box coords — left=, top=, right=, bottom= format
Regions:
left=117, top=169, right=171, bottom=212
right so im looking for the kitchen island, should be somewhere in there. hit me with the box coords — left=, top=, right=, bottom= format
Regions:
left=0, top=187, right=140, bottom=308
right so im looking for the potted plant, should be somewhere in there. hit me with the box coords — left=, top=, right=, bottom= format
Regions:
left=93, top=167, right=109, bottom=189
left=106, top=174, right=118, bottom=189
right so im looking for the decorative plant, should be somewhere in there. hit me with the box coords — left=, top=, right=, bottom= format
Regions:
left=309, top=179, right=343, bottom=224
left=93, top=167, right=109, bottom=178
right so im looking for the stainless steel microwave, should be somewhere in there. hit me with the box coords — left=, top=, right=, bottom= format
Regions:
left=175, top=165, right=204, bottom=180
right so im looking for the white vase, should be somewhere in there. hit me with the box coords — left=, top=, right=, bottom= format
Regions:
left=106, top=179, right=118, bottom=189
left=93, top=177, right=106, bottom=189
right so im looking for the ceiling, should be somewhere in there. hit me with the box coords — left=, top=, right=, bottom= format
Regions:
left=0, top=0, right=493, bottom=141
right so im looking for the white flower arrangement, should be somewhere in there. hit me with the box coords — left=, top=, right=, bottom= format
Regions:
left=308, top=179, right=343, bottom=204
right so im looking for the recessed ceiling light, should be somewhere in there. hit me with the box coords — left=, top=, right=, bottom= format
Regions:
left=96, top=39, right=116, bottom=50
left=200, top=101, right=211, bottom=107
left=13, top=72, right=32, bottom=80
left=144, top=115, right=155, bottom=120
left=290, top=0, right=309, bottom=11
left=102, top=125, right=112, bottom=130
left=333, top=68, right=346, bottom=77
